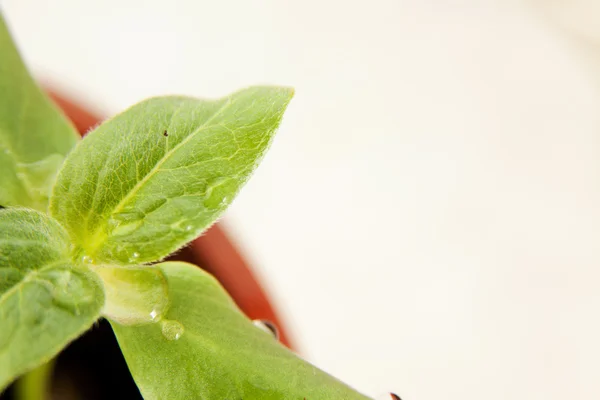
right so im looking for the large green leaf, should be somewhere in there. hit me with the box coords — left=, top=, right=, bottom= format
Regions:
left=50, top=87, right=293, bottom=265
left=0, top=208, right=104, bottom=391
left=110, top=262, right=370, bottom=400
left=0, top=14, right=79, bottom=211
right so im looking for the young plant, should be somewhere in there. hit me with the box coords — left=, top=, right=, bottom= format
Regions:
left=0, top=12, right=373, bottom=400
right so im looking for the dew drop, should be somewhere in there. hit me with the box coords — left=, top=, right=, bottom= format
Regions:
left=81, top=255, right=94, bottom=264
left=161, top=320, right=184, bottom=341
left=185, top=225, right=193, bottom=231
left=252, top=319, right=279, bottom=340
left=128, top=252, right=140, bottom=263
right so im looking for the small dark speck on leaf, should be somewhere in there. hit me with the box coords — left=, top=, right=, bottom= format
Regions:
left=163, top=130, right=168, bottom=137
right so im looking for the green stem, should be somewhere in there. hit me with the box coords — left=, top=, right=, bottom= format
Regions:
left=14, top=360, right=54, bottom=400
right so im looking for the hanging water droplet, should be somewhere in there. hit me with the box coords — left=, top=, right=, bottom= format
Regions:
left=376, top=393, right=402, bottom=400
left=97, top=266, right=169, bottom=325
left=161, top=320, right=184, bottom=341
left=81, top=255, right=94, bottom=264
left=252, top=319, right=279, bottom=340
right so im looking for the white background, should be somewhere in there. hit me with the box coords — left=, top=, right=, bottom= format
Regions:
left=2, top=1, right=600, bottom=399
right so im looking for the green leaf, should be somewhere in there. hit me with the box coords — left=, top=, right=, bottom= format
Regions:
left=0, top=208, right=104, bottom=391
left=50, top=87, right=293, bottom=265
left=0, top=13, right=79, bottom=211
left=110, top=262, right=371, bottom=400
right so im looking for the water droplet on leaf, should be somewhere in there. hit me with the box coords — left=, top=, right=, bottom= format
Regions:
left=129, top=252, right=140, bottom=263
left=185, top=225, right=193, bottom=231
left=161, top=320, right=184, bottom=341
left=253, top=319, right=279, bottom=340
left=81, top=255, right=94, bottom=264
left=202, top=177, right=234, bottom=210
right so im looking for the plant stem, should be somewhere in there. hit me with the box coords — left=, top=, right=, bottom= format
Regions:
left=14, top=360, right=54, bottom=400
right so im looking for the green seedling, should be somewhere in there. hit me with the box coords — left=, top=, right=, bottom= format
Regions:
left=0, top=12, right=372, bottom=400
